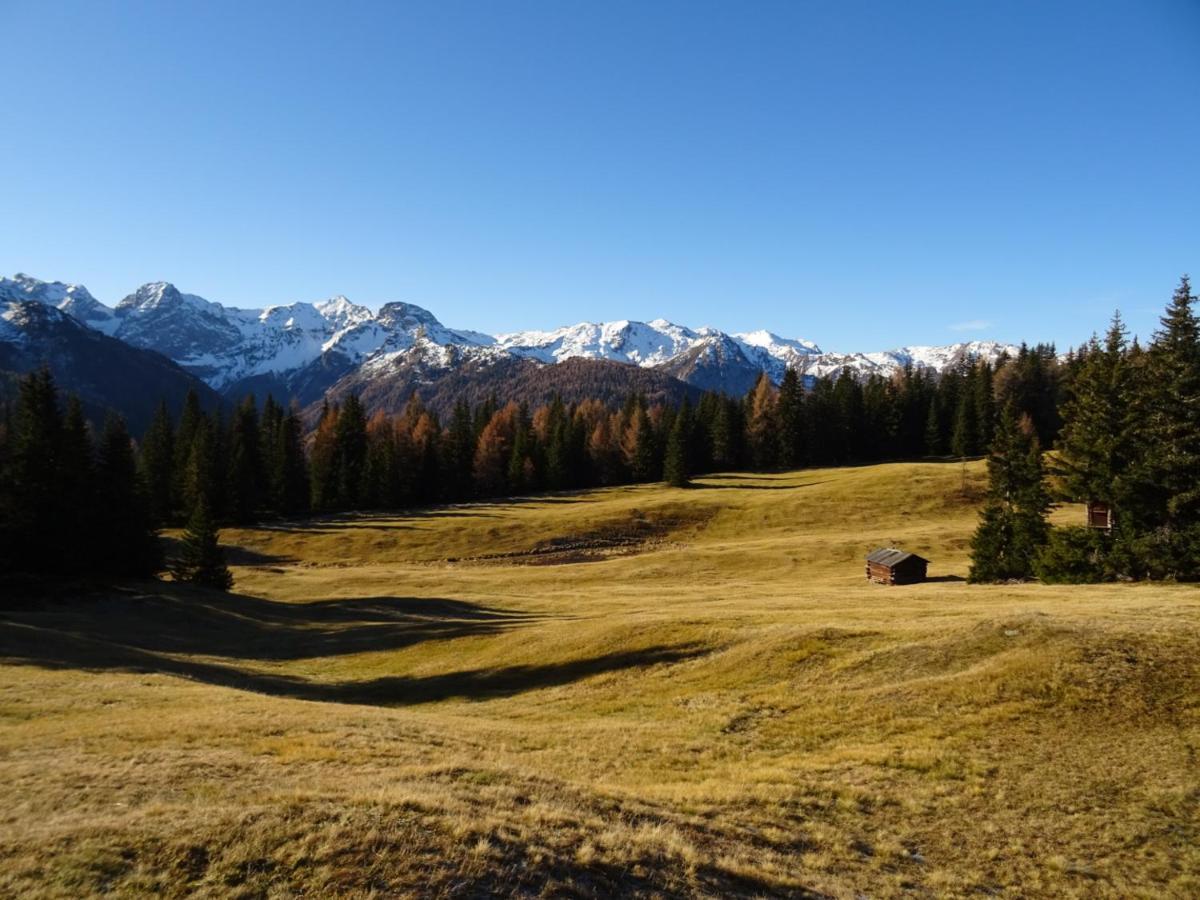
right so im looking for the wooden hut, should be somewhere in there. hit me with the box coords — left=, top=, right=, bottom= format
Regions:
left=1086, top=501, right=1113, bottom=532
left=865, top=548, right=929, bottom=585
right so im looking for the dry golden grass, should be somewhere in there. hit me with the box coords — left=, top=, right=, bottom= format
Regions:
left=1, top=460, right=1198, bottom=898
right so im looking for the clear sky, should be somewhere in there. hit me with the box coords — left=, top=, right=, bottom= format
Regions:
left=2, top=0, right=1197, bottom=351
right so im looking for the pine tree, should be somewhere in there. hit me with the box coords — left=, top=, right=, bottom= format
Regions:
left=776, top=368, right=804, bottom=468
left=182, top=417, right=218, bottom=518
left=968, top=404, right=1051, bottom=582
left=333, top=394, right=368, bottom=508
left=951, top=365, right=979, bottom=458
left=3, top=369, right=66, bottom=573
left=445, top=400, right=476, bottom=500
left=629, top=406, right=658, bottom=482
left=95, top=414, right=161, bottom=576
left=226, top=395, right=262, bottom=524
left=140, top=400, right=175, bottom=525
left=1055, top=316, right=1128, bottom=506
left=172, top=496, right=233, bottom=590
left=1125, top=276, right=1200, bottom=577
left=172, top=389, right=205, bottom=514
left=663, top=403, right=690, bottom=487
left=923, top=399, right=943, bottom=456
left=974, top=361, right=996, bottom=452
left=276, top=407, right=310, bottom=515
left=309, top=400, right=339, bottom=511
left=60, top=396, right=99, bottom=572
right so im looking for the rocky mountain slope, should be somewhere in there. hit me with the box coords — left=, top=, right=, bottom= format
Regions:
left=0, top=294, right=223, bottom=431
left=2, top=273, right=1019, bottom=416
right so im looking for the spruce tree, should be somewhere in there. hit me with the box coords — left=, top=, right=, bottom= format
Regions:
left=776, top=368, right=804, bottom=468
left=445, top=400, right=476, bottom=500
left=172, top=496, right=233, bottom=590
left=951, top=365, right=979, bottom=458
left=226, top=395, right=262, bottom=524
left=333, top=394, right=368, bottom=508
left=60, top=396, right=99, bottom=572
left=923, top=400, right=943, bottom=456
left=140, top=400, right=175, bottom=525
left=276, top=407, right=310, bottom=515
left=630, top=406, right=658, bottom=482
left=1127, top=276, right=1200, bottom=577
left=172, top=389, right=204, bottom=513
left=1055, top=316, right=1128, bottom=507
left=663, top=400, right=691, bottom=487
left=4, top=369, right=65, bottom=573
left=96, top=414, right=161, bottom=576
left=968, top=404, right=1051, bottom=582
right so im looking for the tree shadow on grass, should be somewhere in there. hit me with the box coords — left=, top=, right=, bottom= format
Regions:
left=0, top=581, right=707, bottom=707
left=0, top=582, right=537, bottom=663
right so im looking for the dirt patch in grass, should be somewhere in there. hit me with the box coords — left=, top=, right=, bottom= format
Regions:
left=446, top=506, right=715, bottom=566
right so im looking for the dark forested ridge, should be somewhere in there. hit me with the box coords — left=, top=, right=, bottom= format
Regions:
left=2, top=277, right=1195, bottom=584
left=0, top=299, right=223, bottom=434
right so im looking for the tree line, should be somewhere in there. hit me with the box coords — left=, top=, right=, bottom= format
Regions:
left=970, top=276, right=1200, bottom=582
left=0, top=313, right=1087, bottom=587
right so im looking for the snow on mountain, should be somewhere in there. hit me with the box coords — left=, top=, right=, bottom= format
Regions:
left=0, top=273, right=117, bottom=334
left=1, top=273, right=1020, bottom=400
left=797, top=340, right=1016, bottom=381
left=495, top=318, right=722, bottom=367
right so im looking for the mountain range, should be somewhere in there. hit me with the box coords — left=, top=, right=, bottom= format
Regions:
left=1, top=272, right=1017, bottom=422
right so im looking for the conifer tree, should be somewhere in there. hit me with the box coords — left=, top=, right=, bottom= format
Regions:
left=3, top=369, right=66, bottom=572
left=663, top=402, right=690, bottom=487
left=445, top=400, right=476, bottom=500
left=974, top=361, right=996, bottom=452
left=628, top=405, right=658, bottom=482
left=275, top=407, right=310, bottom=515
left=226, top=395, right=262, bottom=524
left=1126, top=276, right=1200, bottom=577
left=746, top=374, right=779, bottom=469
left=968, top=404, right=1051, bottom=582
left=309, top=400, right=339, bottom=511
left=924, top=400, right=943, bottom=456
left=140, top=400, right=175, bottom=525
left=60, top=396, right=99, bottom=572
left=474, top=402, right=518, bottom=495
left=951, top=365, right=979, bottom=458
left=95, top=413, right=161, bottom=576
left=172, top=389, right=205, bottom=513
left=1055, top=316, right=1128, bottom=507
left=172, top=496, right=233, bottom=590
left=776, top=368, right=804, bottom=468
left=333, top=394, right=368, bottom=508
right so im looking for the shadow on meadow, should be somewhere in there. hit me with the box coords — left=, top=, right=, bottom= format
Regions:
left=0, top=581, right=705, bottom=707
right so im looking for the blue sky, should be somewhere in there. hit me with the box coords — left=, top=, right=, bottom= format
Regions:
left=2, top=0, right=1197, bottom=351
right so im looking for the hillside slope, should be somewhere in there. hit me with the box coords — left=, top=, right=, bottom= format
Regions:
left=0, top=299, right=223, bottom=430
left=1, top=461, right=1197, bottom=897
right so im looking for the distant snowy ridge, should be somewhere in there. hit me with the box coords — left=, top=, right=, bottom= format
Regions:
left=1, top=273, right=1019, bottom=398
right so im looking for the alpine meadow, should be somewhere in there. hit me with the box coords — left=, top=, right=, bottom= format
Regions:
left=2, top=2, right=1199, bottom=897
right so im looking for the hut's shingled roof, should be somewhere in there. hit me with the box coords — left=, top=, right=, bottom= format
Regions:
left=866, top=547, right=929, bottom=567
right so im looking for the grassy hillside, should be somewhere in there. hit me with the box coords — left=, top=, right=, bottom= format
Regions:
left=1, top=461, right=1197, bottom=897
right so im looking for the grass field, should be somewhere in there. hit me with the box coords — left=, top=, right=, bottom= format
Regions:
left=1, top=461, right=1198, bottom=898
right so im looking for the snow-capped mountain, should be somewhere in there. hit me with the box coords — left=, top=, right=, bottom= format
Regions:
left=1, top=273, right=1020, bottom=405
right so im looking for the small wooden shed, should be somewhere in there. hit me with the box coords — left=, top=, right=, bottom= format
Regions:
left=865, top=548, right=929, bottom=585
left=1086, top=501, right=1114, bottom=532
